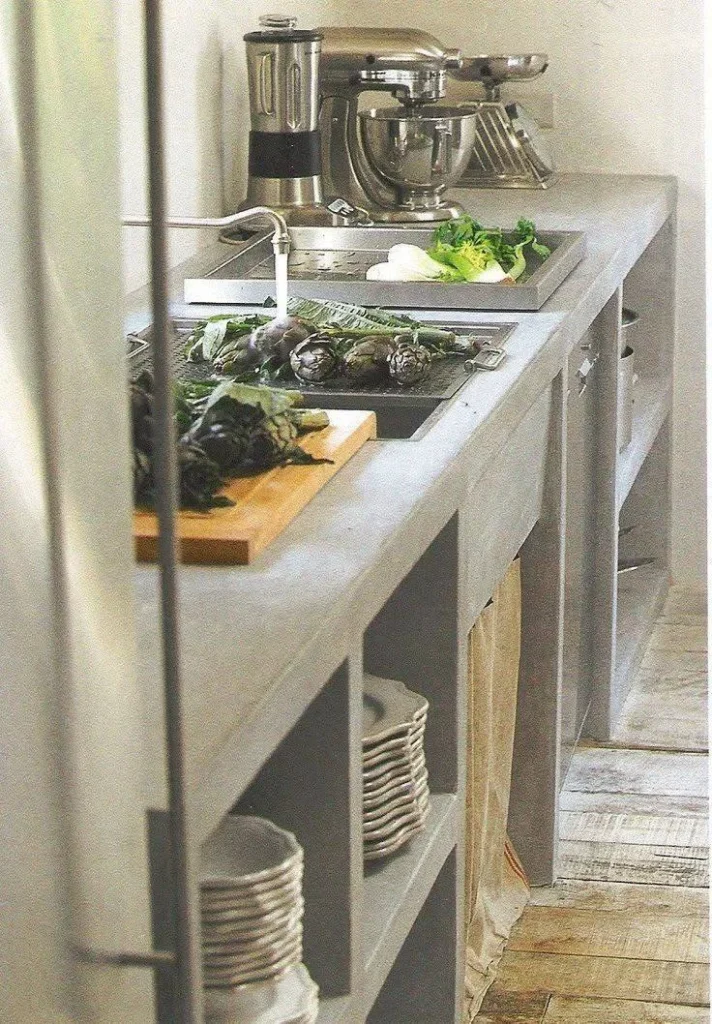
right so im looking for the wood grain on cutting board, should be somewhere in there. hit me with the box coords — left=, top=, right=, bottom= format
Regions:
left=134, top=409, right=375, bottom=564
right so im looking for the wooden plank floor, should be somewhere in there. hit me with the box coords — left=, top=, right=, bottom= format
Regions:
left=478, top=587, right=709, bottom=1023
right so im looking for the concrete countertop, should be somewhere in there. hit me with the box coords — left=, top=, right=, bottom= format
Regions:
left=130, top=174, right=676, bottom=834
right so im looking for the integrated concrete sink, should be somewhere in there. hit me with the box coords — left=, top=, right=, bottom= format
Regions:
left=301, top=391, right=444, bottom=440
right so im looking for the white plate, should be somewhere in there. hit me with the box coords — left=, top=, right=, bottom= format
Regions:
left=364, top=805, right=431, bottom=861
left=362, top=676, right=429, bottom=745
left=363, top=765, right=428, bottom=807
left=201, top=816, right=302, bottom=890
left=202, top=911, right=303, bottom=954
left=362, top=711, right=427, bottom=749
left=203, top=925, right=302, bottom=970
left=201, top=897, right=303, bottom=939
left=363, top=798, right=429, bottom=841
left=363, top=749, right=426, bottom=785
left=201, top=879, right=302, bottom=921
left=364, top=822, right=423, bottom=861
left=203, top=962, right=319, bottom=1023
left=363, top=779, right=429, bottom=826
left=362, top=726, right=425, bottom=767
left=203, top=939, right=302, bottom=986
left=201, top=860, right=303, bottom=900
left=202, top=933, right=301, bottom=970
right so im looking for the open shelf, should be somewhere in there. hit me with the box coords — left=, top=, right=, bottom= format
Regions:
left=616, top=374, right=671, bottom=513
left=614, top=560, right=669, bottom=719
left=361, top=794, right=458, bottom=1012
left=316, top=995, right=351, bottom=1024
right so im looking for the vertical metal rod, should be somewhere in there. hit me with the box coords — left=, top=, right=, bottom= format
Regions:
left=142, top=1, right=200, bottom=1021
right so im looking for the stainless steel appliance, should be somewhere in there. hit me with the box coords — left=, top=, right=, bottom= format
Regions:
left=241, top=16, right=349, bottom=224
left=358, top=106, right=478, bottom=214
left=317, top=28, right=472, bottom=222
left=453, top=53, right=556, bottom=189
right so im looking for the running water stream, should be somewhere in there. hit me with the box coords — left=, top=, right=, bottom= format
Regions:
left=275, top=251, right=289, bottom=319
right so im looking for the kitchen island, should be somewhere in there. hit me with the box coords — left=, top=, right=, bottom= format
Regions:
left=129, top=174, right=676, bottom=1024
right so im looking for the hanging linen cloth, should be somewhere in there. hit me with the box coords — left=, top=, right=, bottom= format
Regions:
left=464, top=559, right=530, bottom=1021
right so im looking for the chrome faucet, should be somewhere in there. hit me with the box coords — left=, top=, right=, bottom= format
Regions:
left=122, top=205, right=291, bottom=256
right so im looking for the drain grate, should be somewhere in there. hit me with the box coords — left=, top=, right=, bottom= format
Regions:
left=246, top=249, right=382, bottom=281
left=129, top=318, right=516, bottom=402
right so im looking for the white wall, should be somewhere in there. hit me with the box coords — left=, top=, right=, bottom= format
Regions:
left=119, top=0, right=706, bottom=586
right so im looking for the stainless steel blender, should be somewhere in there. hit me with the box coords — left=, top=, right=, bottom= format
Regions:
left=242, top=16, right=340, bottom=223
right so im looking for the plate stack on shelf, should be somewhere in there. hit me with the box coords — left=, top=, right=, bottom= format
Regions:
left=362, top=674, right=430, bottom=861
left=201, top=815, right=319, bottom=1024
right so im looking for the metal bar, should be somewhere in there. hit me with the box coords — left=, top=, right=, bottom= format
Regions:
left=78, top=948, right=177, bottom=969
left=142, top=1, right=201, bottom=1021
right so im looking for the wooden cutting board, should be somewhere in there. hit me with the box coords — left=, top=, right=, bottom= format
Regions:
left=134, top=409, right=376, bottom=565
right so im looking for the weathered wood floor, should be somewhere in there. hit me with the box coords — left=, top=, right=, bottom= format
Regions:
left=478, top=587, right=709, bottom=1023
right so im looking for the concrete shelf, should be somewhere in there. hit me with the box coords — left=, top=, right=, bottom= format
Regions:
left=362, top=794, right=459, bottom=1013
left=615, top=561, right=669, bottom=711
left=316, top=995, right=351, bottom=1024
left=588, top=221, right=674, bottom=742
left=616, top=374, right=672, bottom=513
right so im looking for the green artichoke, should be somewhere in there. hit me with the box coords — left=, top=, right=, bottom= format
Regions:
left=341, top=336, right=395, bottom=384
left=176, top=440, right=228, bottom=510
left=133, top=448, right=152, bottom=503
left=131, top=372, right=155, bottom=453
left=244, top=412, right=299, bottom=468
left=289, top=335, right=339, bottom=383
left=388, top=342, right=431, bottom=386
left=248, top=316, right=314, bottom=363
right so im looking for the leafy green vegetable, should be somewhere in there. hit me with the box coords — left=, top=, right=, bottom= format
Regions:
left=428, top=238, right=499, bottom=282
left=204, top=381, right=304, bottom=419
left=186, top=314, right=270, bottom=363
left=130, top=373, right=331, bottom=512
left=271, top=298, right=457, bottom=353
left=429, top=215, right=550, bottom=282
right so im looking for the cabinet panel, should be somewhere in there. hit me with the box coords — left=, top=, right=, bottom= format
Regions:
left=561, top=326, right=601, bottom=784
left=461, top=389, right=551, bottom=630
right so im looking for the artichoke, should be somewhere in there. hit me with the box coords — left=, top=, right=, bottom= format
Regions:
left=133, top=448, right=152, bottom=502
left=248, top=316, right=313, bottom=364
left=244, top=412, right=299, bottom=469
left=388, top=342, right=431, bottom=386
left=214, top=335, right=261, bottom=375
left=186, top=422, right=249, bottom=473
left=341, top=336, right=395, bottom=384
left=289, top=335, right=339, bottom=383
left=176, top=440, right=227, bottom=510
left=131, top=372, right=155, bottom=453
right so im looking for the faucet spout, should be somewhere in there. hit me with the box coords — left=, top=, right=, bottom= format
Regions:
left=123, top=205, right=291, bottom=256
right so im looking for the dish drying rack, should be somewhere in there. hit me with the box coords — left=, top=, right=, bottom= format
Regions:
left=458, top=102, right=554, bottom=190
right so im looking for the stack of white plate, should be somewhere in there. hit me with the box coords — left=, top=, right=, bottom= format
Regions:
left=362, top=675, right=430, bottom=861
left=201, top=815, right=319, bottom=1024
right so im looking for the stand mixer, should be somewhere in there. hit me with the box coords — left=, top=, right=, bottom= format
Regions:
left=240, top=21, right=480, bottom=224
left=317, top=28, right=476, bottom=222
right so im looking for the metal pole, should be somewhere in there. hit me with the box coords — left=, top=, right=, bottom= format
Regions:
left=142, top=1, right=201, bottom=1020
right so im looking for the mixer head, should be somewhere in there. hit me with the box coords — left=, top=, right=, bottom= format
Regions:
left=318, top=27, right=461, bottom=103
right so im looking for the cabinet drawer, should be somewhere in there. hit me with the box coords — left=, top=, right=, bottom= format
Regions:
left=462, top=388, right=551, bottom=627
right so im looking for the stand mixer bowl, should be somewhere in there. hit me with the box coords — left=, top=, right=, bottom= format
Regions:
left=359, top=106, right=478, bottom=209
